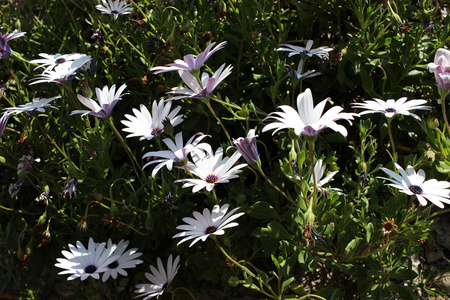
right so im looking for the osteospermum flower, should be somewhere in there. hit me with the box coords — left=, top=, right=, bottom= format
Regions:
left=3, top=96, right=60, bottom=114
left=142, top=132, right=212, bottom=177
left=71, top=84, right=128, bottom=118
left=379, top=163, right=450, bottom=209
left=0, top=29, right=26, bottom=59
left=101, top=239, right=143, bottom=282
left=134, top=255, right=180, bottom=299
left=427, top=48, right=450, bottom=91
left=96, top=0, right=133, bottom=20
left=30, top=53, right=92, bottom=74
left=30, top=63, right=81, bottom=85
left=311, top=159, right=342, bottom=196
left=262, top=88, right=357, bottom=137
left=0, top=112, right=11, bottom=136
left=232, top=129, right=259, bottom=164
left=285, top=58, right=321, bottom=81
left=55, top=237, right=120, bottom=281
left=277, top=40, right=333, bottom=60
left=174, top=147, right=247, bottom=193
left=166, top=64, right=233, bottom=101
left=352, top=97, right=431, bottom=121
left=150, top=41, right=227, bottom=74
left=173, top=204, right=244, bottom=247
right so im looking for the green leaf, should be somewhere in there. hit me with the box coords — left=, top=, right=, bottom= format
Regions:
left=0, top=156, right=5, bottom=163
left=389, top=269, right=417, bottom=280
left=248, top=201, right=281, bottom=220
left=228, top=276, right=240, bottom=287
left=281, top=277, right=295, bottom=294
left=252, top=222, right=293, bottom=240
left=360, top=67, right=374, bottom=94
left=390, top=283, right=416, bottom=300
left=289, top=282, right=307, bottom=295
left=366, top=222, right=374, bottom=243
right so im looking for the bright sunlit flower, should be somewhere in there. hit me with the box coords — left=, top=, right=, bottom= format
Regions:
left=173, top=204, right=244, bottom=247
left=71, top=84, right=128, bottom=118
left=427, top=48, right=450, bottom=90
left=232, top=129, right=259, bottom=164
left=30, top=63, right=82, bottom=85
left=262, top=88, right=357, bottom=137
left=121, top=99, right=183, bottom=141
left=150, top=41, right=227, bottom=74
left=166, top=64, right=233, bottom=101
left=55, top=237, right=120, bottom=281
left=30, top=53, right=92, bottom=74
left=101, top=239, right=143, bottom=282
left=174, top=147, right=247, bottom=193
left=352, top=97, right=431, bottom=121
left=379, top=163, right=450, bottom=209
left=142, top=132, right=212, bottom=177
left=134, top=255, right=180, bottom=299
left=0, top=29, right=26, bottom=59
left=3, top=96, right=60, bottom=114
left=277, top=40, right=333, bottom=60
left=96, top=0, right=133, bottom=20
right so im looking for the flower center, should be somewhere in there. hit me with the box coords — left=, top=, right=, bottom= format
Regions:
left=162, top=282, right=169, bottom=291
left=108, top=260, right=119, bottom=269
left=84, top=264, right=97, bottom=274
left=204, top=225, right=217, bottom=234
left=205, top=174, right=218, bottom=183
left=383, top=221, right=395, bottom=232
left=55, top=58, right=66, bottom=64
left=409, top=185, right=423, bottom=195
left=111, top=10, right=119, bottom=14
left=151, top=128, right=163, bottom=136
left=385, top=108, right=396, bottom=113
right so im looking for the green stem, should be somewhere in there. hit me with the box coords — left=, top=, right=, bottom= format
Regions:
left=256, top=166, right=297, bottom=207
left=387, top=118, right=396, bottom=161
left=204, top=99, right=232, bottom=144
left=308, top=141, right=317, bottom=207
left=172, top=287, right=196, bottom=300
left=441, top=94, right=450, bottom=135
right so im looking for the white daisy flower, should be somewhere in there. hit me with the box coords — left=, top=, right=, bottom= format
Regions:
left=311, top=159, right=342, bottom=196
left=173, top=204, right=244, bottom=247
left=142, top=132, right=212, bottom=177
left=352, top=97, right=431, bottom=121
left=277, top=40, right=333, bottom=60
left=96, top=0, right=133, bottom=20
left=0, top=112, right=11, bottom=136
left=285, top=58, right=321, bottom=81
left=262, top=88, right=357, bottom=137
left=174, top=147, right=247, bottom=193
left=134, top=255, right=180, bottom=299
left=121, top=100, right=183, bottom=141
left=30, top=53, right=92, bottom=74
left=150, top=41, right=227, bottom=74
left=3, top=96, right=60, bottom=114
left=379, top=163, right=450, bottom=209
left=55, top=237, right=120, bottom=281
left=71, top=84, right=128, bottom=118
left=101, top=239, right=143, bottom=282
left=166, top=63, right=233, bottom=101
left=30, top=63, right=83, bottom=85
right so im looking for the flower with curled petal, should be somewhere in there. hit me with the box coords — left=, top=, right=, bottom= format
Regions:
left=0, top=29, right=26, bottom=59
left=262, top=88, right=357, bottom=137
left=121, top=99, right=183, bottom=141
left=232, top=129, right=259, bottom=164
left=277, top=40, right=333, bottom=60
left=172, top=204, right=244, bottom=247
left=71, top=84, right=128, bottom=118
left=427, top=48, right=450, bottom=91
left=96, top=0, right=133, bottom=20
left=0, top=112, right=10, bottom=136
left=101, top=239, right=143, bottom=282
left=3, top=96, right=60, bottom=114
left=151, top=41, right=227, bottom=74
left=134, top=255, right=180, bottom=299
left=352, top=97, right=431, bottom=121
left=30, top=53, right=92, bottom=74
left=379, top=163, right=450, bottom=209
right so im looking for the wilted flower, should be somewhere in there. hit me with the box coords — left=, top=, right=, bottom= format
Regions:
left=262, top=88, right=357, bottom=137
left=96, top=0, right=133, bottom=20
left=352, top=97, right=431, bottom=121
left=427, top=48, right=450, bottom=91
left=3, top=96, right=60, bottom=114
left=150, top=41, right=227, bottom=74
left=101, top=239, right=143, bottom=282
left=0, top=29, right=26, bottom=59
left=379, top=163, right=450, bottom=209
left=173, top=204, right=244, bottom=247
left=30, top=53, right=92, bottom=74
left=303, top=224, right=326, bottom=246
left=232, top=129, right=259, bottom=164
left=382, top=218, right=397, bottom=236
left=174, top=147, right=247, bottom=193
left=277, top=40, right=333, bottom=60
left=9, top=179, right=24, bottom=199
left=134, top=255, right=180, bottom=299
left=35, top=191, right=52, bottom=203
left=17, top=153, right=40, bottom=176
left=55, top=238, right=120, bottom=281
left=166, top=64, right=233, bottom=101
left=61, top=177, right=78, bottom=199
left=121, top=100, right=183, bottom=141
left=71, top=84, right=128, bottom=118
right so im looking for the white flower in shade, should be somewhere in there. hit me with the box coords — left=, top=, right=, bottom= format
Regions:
left=311, top=159, right=342, bottom=196
left=55, top=237, right=120, bottom=281
left=96, top=0, right=133, bottom=20
left=134, top=255, right=180, bottom=299
left=150, top=41, right=227, bottom=74
left=0, top=29, right=26, bottom=59
left=166, top=63, right=233, bottom=101
left=173, top=204, right=244, bottom=247
left=174, top=147, right=247, bottom=193
left=71, top=84, right=128, bottom=118
left=121, top=100, right=183, bottom=141
left=277, top=40, right=333, bottom=60
left=351, top=98, right=431, bottom=121
left=30, top=63, right=83, bottom=85
left=3, top=96, right=60, bottom=114
left=101, top=239, right=143, bottom=282
left=232, top=129, right=259, bottom=164
left=0, top=112, right=11, bottom=136
left=262, top=88, right=357, bottom=137
left=379, top=163, right=450, bottom=209
left=30, top=53, right=92, bottom=74
left=142, top=132, right=212, bottom=177
left=285, top=58, right=321, bottom=81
